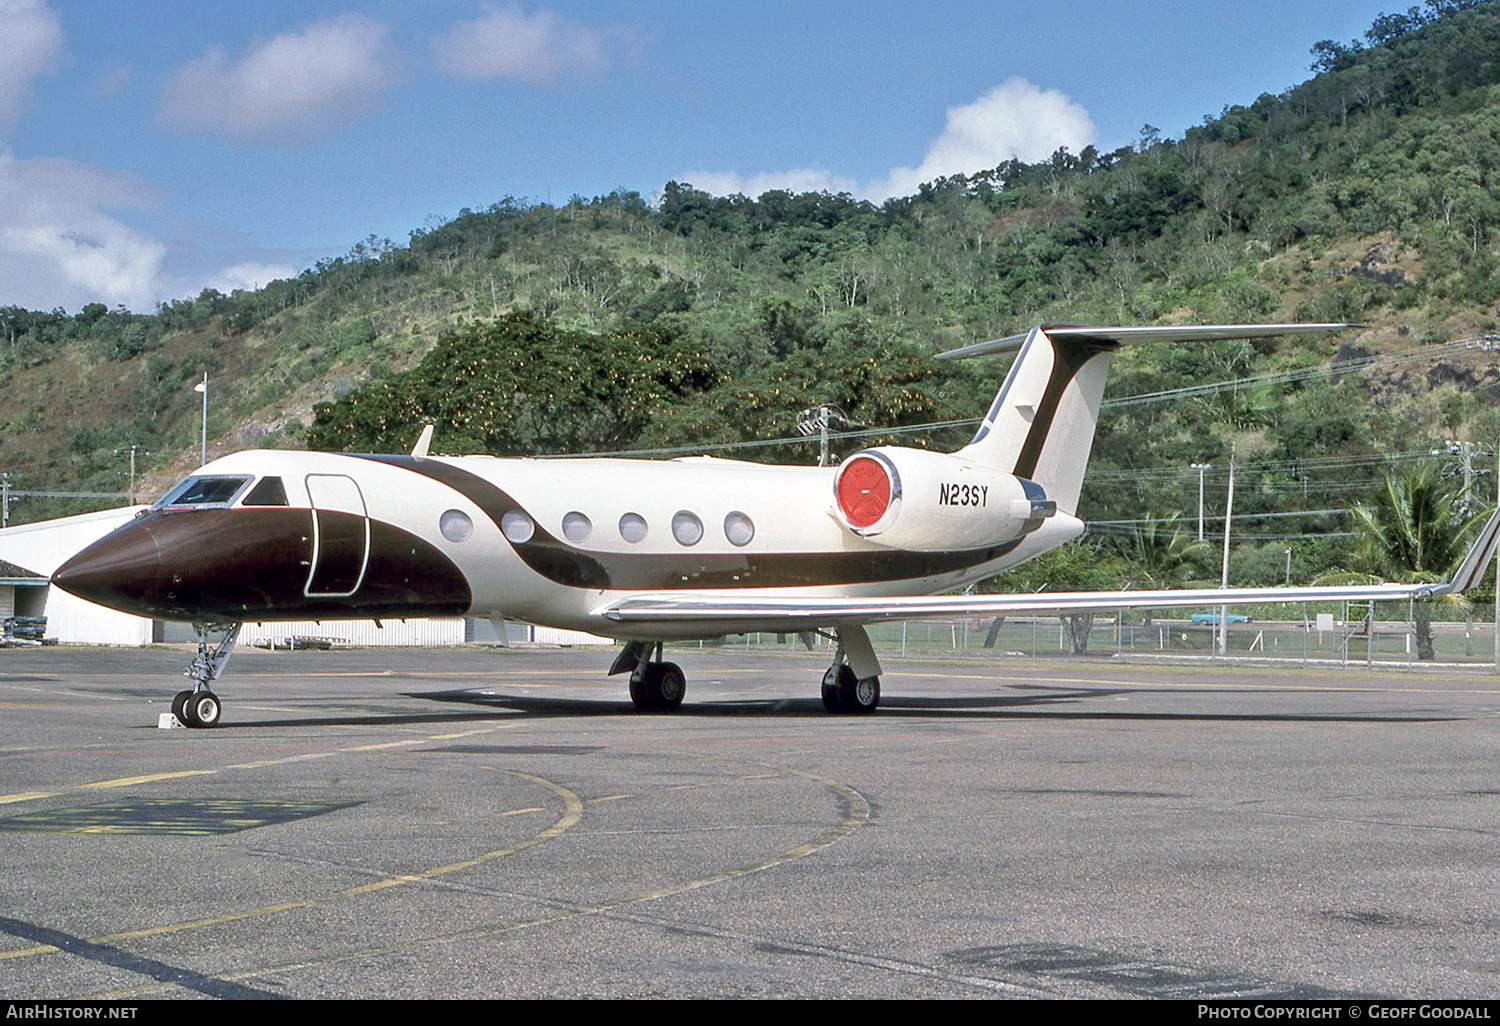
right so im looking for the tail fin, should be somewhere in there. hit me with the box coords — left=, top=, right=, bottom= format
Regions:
left=940, top=323, right=1351, bottom=517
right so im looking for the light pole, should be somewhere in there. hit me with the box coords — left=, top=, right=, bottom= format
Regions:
left=1190, top=462, right=1211, bottom=540
left=194, top=373, right=208, bottom=466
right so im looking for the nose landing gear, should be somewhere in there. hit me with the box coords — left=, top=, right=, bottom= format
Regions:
left=172, top=622, right=241, bottom=728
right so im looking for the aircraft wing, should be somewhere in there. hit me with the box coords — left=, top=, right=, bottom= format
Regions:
left=604, top=505, right=1500, bottom=629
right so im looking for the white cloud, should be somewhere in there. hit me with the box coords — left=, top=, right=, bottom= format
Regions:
left=160, top=14, right=398, bottom=144
left=683, top=78, right=1098, bottom=203
left=872, top=79, right=1097, bottom=200
left=0, top=0, right=64, bottom=133
left=208, top=261, right=297, bottom=295
left=676, top=167, right=859, bottom=199
left=432, top=4, right=636, bottom=83
left=0, top=150, right=170, bottom=311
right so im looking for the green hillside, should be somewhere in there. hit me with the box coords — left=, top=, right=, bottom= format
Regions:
left=4, top=0, right=1500, bottom=594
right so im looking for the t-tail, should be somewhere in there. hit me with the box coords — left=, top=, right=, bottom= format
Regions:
left=936, top=322, right=1353, bottom=517
left=827, top=322, right=1348, bottom=553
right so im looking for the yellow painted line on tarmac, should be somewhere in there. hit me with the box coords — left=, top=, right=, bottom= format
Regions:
left=253, top=671, right=397, bottom=678
left=86, top=754, right=872, bottom=998
left=225, top=752, right=340, bottom=770
left=0, top=768, right=583, bottom=964
left=591, top=793, right=634, bottom=802
left=427, top=727, right=506, bottom=740
left=496, top=807, right=545, bottom=817
left=80, top=771, right=215, bottom=790
left=43, top=724, right=515, bottom=802
left=344, top=739, right=429, bottom=753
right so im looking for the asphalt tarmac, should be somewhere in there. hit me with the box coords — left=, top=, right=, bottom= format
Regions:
left=1, top=643, right=1498, bottom=1000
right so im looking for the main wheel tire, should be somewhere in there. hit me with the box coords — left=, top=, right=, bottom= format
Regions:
left=185, top=690, right=222, bottom=728
left=171, top=689, right=194, bottom=724
left=630, top=662, right=686, bottom=712
left=656, top=662, right=686, bottom=711
left=821, top=665, right=852, bottom=713
left=628, top=670, right=659, bottom=711
left=837, top=672, right=880, bottom=714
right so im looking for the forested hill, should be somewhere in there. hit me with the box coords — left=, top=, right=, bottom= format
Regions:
left=4, top=0, right=1500, bottom=588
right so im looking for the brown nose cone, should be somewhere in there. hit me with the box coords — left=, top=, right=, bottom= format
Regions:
left=52, top=517, right=170, bottom=617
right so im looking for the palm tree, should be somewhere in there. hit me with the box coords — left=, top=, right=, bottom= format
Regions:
left=1117, top=511, right=1213, bottom=588
left=1113, top=512, right=1212, bottom=628
left=1320, top=461, right=1483, bottom=659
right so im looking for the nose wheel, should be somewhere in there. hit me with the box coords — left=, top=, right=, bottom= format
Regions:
left=173, top=689, right=222, bottom=727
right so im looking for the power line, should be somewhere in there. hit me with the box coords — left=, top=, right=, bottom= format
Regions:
left=537, top=335, right=1499, bottom=460
left=1091, top=508, right=1350, bottom=526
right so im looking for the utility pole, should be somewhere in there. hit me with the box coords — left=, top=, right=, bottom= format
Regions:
left=115, top=445, right=139, bottom=504
left=1219, top=456, right=1236, bottom=655
left=797, top=405, right=864, bottom=467
left=1434, top=440, right=1489, bottom=516
left=1191, top=462, right=1211, bottom=540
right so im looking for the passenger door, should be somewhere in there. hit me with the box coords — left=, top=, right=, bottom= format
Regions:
left=304, top=474, right=370, bottom=598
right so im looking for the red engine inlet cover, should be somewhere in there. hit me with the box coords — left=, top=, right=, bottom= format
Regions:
left=836, top=455, right=892, bottom=529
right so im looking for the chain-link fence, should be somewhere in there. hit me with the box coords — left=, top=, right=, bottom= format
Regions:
left=719, top=603, right=1500, bottom=670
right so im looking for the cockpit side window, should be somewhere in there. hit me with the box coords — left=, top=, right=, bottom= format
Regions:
left=153, top=475, right=252, bottom=510
left=242, top=476, right=289, bottom=506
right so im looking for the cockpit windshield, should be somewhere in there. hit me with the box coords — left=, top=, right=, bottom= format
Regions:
left=153, top=475, right=252, bottom=510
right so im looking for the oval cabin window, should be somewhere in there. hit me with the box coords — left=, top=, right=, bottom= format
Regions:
left=724, top=511, right=755, bottom=547
left=671, top=511, right=704, bottom=546
left=440, top=509, right=473, bottom=542
left=619, top=513, right=648, bottom=543
left=562, top=511, right=592, bottom=542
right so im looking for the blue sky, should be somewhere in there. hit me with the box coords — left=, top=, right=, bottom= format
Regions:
left=2, top=0, right=1403, bottom=312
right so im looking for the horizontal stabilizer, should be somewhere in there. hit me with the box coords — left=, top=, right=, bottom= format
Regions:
left=936, top=322, right=1355, bottom=361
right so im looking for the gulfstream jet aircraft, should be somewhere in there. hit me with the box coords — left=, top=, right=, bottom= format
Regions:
left=50, top=323, right=1500, bottom=726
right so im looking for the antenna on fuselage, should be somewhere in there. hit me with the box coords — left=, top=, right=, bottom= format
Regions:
left=411, top=424, right=434, bottom=459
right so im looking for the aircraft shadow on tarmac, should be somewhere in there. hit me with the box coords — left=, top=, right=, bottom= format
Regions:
left=399, top=686, right=1458, bottom=724
left=201, top=685, right=1459, bottom=728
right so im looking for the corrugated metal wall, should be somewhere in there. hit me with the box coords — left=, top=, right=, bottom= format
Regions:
left=238, top=618, right=466, bottom=647
left=530, top=626, right=613, bottom=646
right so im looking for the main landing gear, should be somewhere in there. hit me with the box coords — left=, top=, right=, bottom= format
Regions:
left=171, top=622, right=241, bottom=728
left=610, top=624, right=883, bottom=715
left=611, top=640, right=686, bottom=712
left=821, top=624, right=881, bottom=714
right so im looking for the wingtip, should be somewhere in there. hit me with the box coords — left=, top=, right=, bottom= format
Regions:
left=1443, top=503, right=1500, bottom=596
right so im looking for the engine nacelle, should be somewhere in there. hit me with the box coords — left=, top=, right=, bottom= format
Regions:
left=831, top=447, right=1056, bottom=551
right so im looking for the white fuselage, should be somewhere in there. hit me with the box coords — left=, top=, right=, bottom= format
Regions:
left=55, top=447, right=1082, bottom=639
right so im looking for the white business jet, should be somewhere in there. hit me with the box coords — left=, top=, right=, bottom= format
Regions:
left=50, top=323, right=1500, bottom=726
